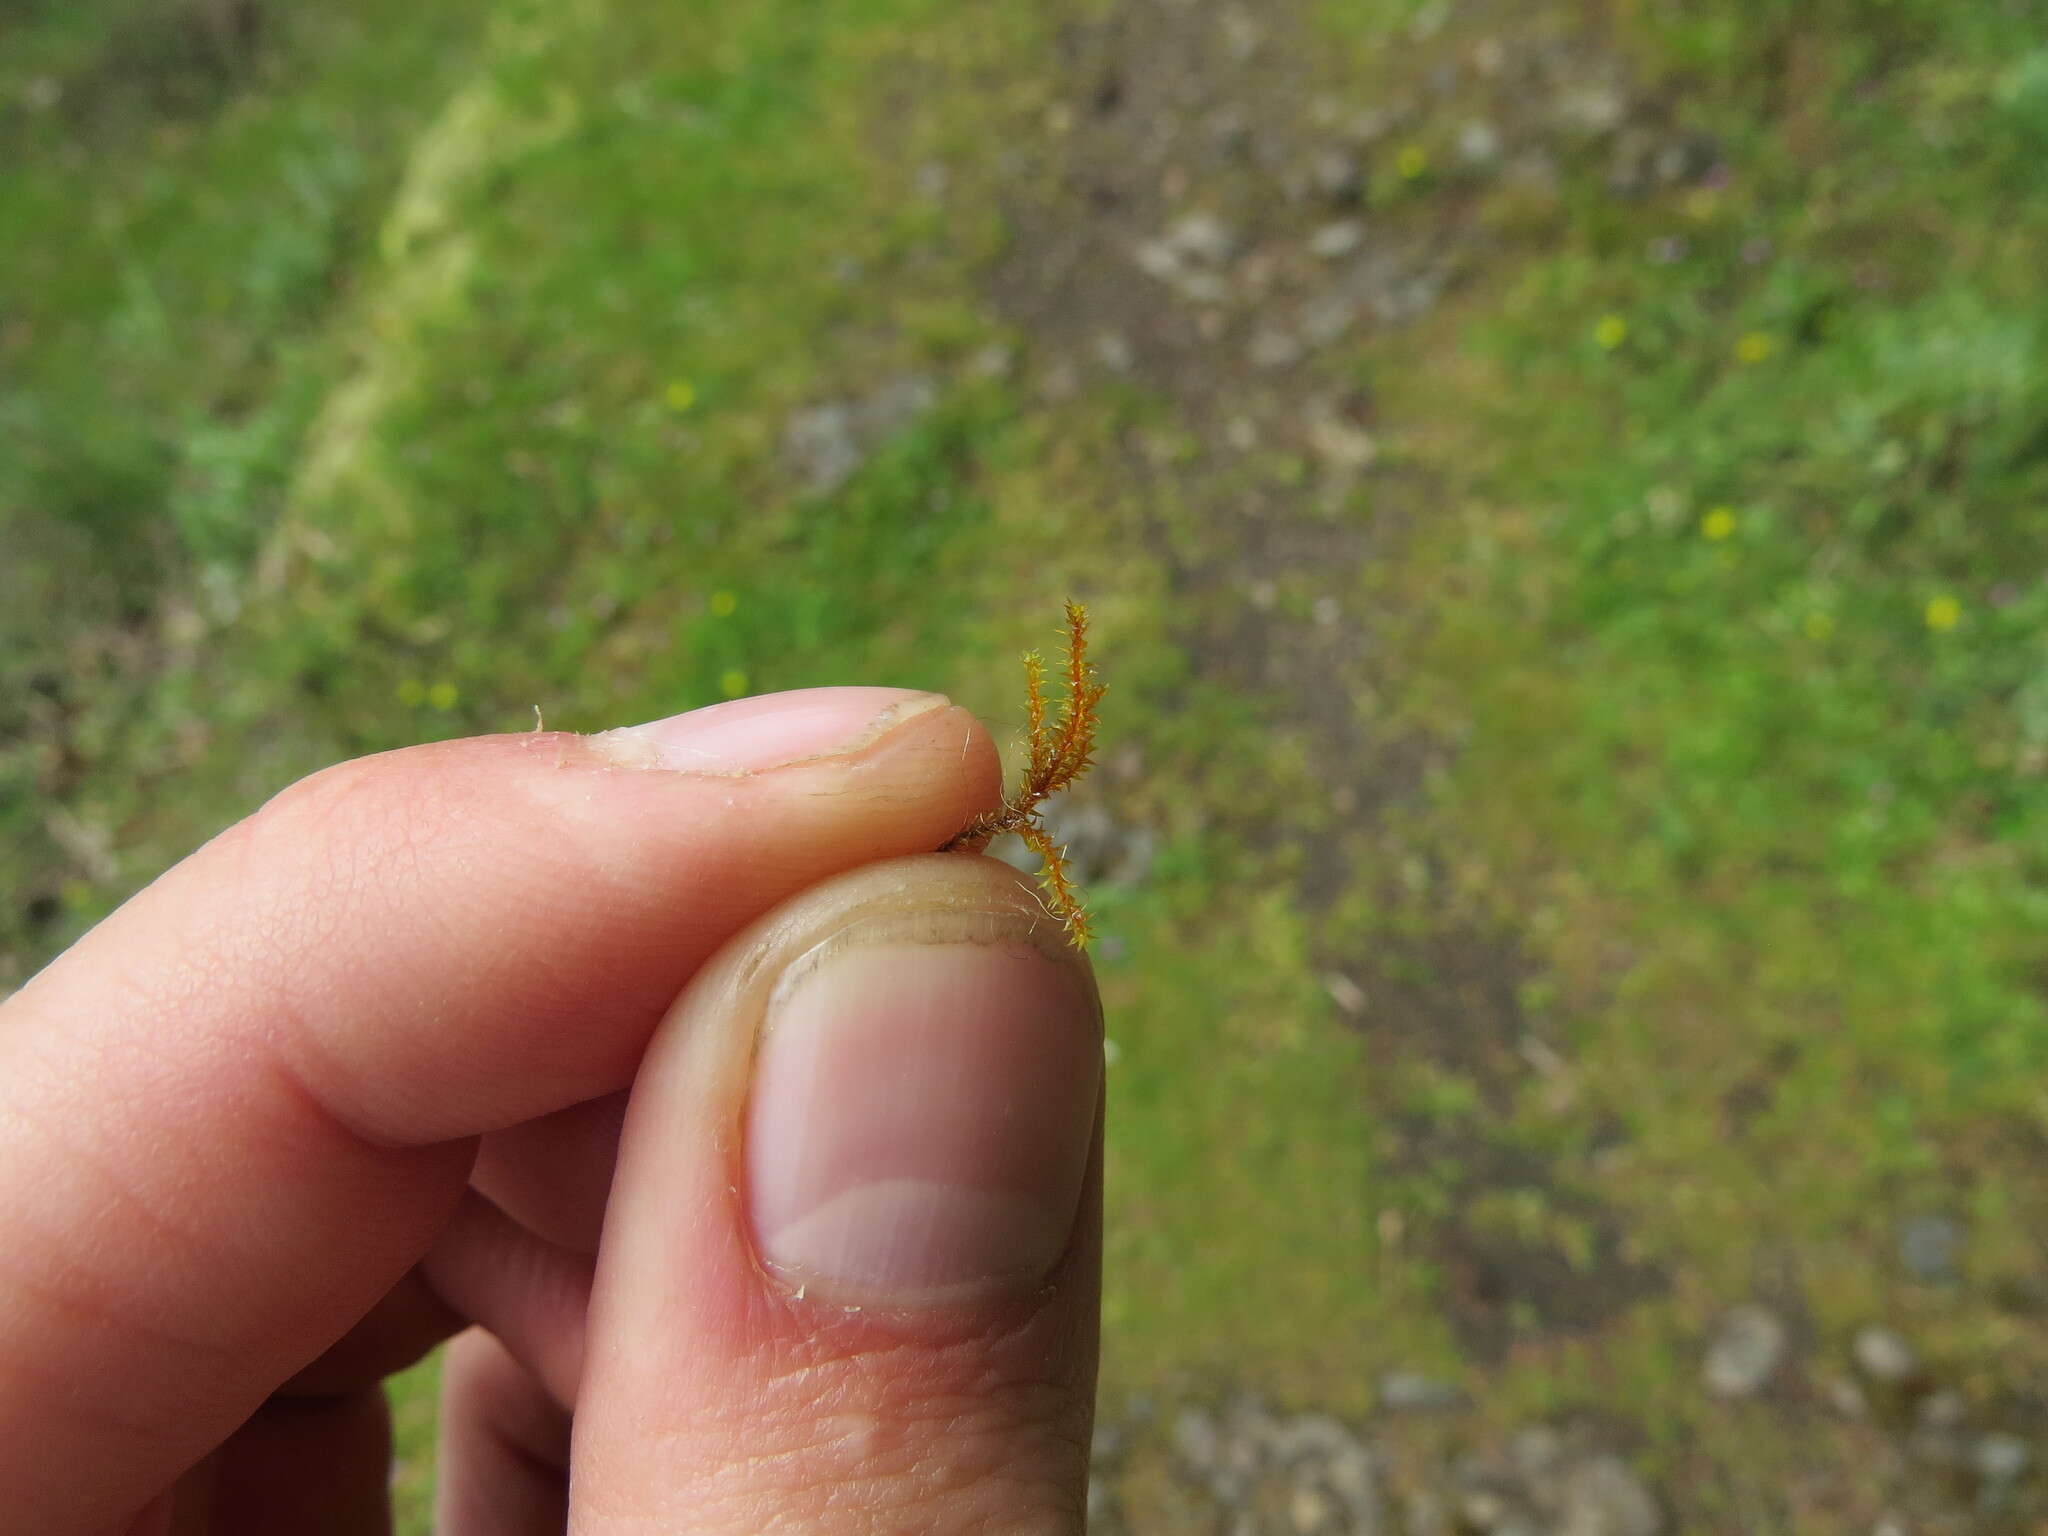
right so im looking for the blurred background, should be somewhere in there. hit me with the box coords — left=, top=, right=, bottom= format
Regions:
left=6, top=0, right=2048, bottom=1529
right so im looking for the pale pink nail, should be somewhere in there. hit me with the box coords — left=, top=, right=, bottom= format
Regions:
left=590, top=687, right=945, bottom=773
left=747, top=942, right=1101, bottom=1304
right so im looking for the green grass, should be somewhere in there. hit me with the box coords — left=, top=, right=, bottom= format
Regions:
left=1302, top=0, right=2048, bottom=1515
left=7, top=0, right=2048, bottom=1528
left=1391, top=0, right=2048, bottom=1244
left=1, top=0, right=500, bottom=966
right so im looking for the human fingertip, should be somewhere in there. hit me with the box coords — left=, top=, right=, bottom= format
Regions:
left=748, top=918, right=1101, bottom=1307
left=586, top=687, right=950, bottom=774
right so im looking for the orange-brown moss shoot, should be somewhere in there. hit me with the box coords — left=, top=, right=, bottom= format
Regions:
left=943, top=601, right=1104, bottom=947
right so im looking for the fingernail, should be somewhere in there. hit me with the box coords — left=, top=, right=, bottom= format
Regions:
left=589, top=687, right=946, bottom=773
left=747, top=929, right=1101, bottom=1305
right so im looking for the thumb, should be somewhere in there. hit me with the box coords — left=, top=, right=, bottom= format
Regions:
left=572, top=854, right=1103, bottom=1534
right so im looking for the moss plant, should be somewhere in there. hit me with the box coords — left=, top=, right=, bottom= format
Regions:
left=944, top=601, right=1104, bottom=947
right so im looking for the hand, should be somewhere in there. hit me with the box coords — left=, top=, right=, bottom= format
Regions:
left=0, top=687, right=1104, bottom=1534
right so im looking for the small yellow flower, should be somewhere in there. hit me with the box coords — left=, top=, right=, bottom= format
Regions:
left=1595, top=314, right=1629, bottom=351
left=1396, top=144, right=1429, bottom=180
left=664, top=379, right=697, bottom=412
left=1700, top=506, right=1738, bottom=541
left=1734, top=332, right=1777, bottom=365
left=428, top=681, right=460, bottom=711
left=1803, top=612, right=1836, bottom=641
left=1925, top=595, right=1962, bottom=633
left=719, top=668, right=749, bottom=698
left=396, top=678, right=426, bottom=706
left=709, top=589, right=738, bottom=618
left=1684, top=187, right=1720, bottom=222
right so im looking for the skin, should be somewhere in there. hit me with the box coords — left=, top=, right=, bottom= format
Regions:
left=0, top=689, right=1101, bottom=1534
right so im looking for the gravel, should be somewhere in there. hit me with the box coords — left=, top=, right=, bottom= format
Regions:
left=1098, top=1367, right=2034, bottom=1534
left=1310, top=147, right=1363, bottom=202
left=780, top=375, right=936, bottom=494
left=1458, top=119, right=1504, bottom=165
left=1702, top=1304, right=1789, bottom=1398
left=1309, top=219, right=1368, bottom=260
left=1898, top=1214, right=1965, bottom=1284
left=1163, top=211, right=1241, bottom=266
left=1379, top=1372, right=1470, bottom=1413
left=1557, top=1456, right=1662, bottom=1536
left=1297, top=292, right=1357, bottom=346
left=779, top=403, right=861, bottom=495
left=1853, top=1325, right=1920, bottom=1385
left=1975, top=1433, right=2030, bottom=1484
left=1095, top=331, right=1137, bottom=373
left=1249, top=327, right=1306, bottom=370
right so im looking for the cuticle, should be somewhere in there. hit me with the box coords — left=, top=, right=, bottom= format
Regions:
left=761, top=906, right=1060, bottom=1029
